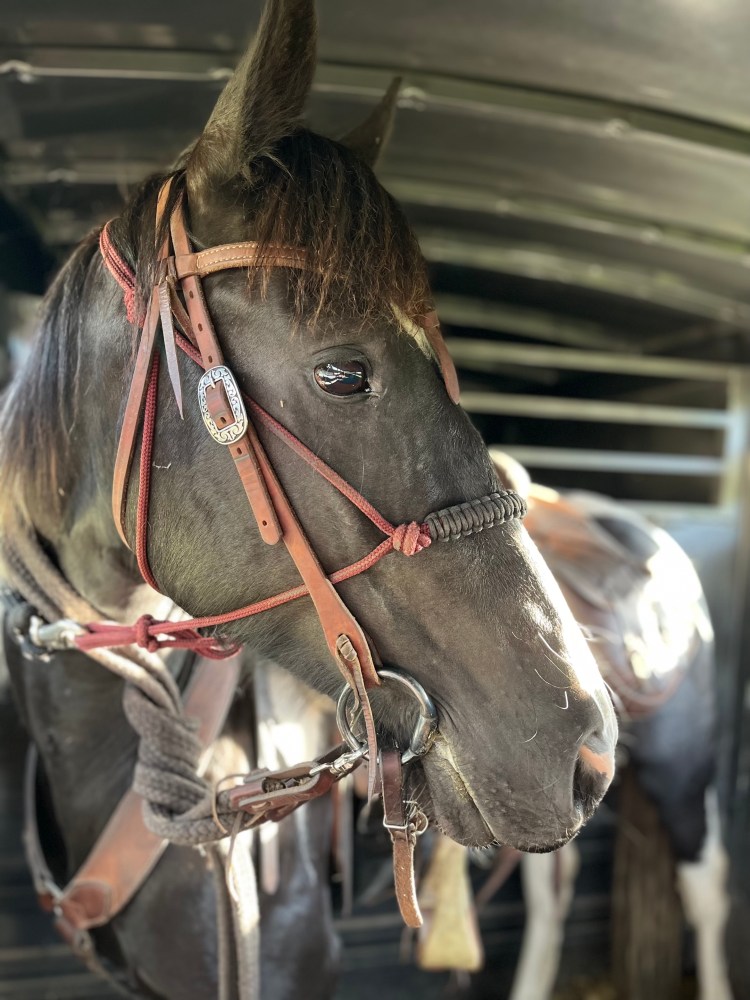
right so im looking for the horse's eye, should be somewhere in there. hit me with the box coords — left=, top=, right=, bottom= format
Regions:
left=314, top=360, right=370, bottom=396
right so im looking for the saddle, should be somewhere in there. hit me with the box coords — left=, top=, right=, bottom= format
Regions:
left=524, top=485, right=706, bottom=719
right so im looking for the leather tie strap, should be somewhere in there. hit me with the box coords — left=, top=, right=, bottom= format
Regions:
left=111, top=287, right=162, bottom=547
left=380, top=748, right=424, bottom=928
left=26, top=653, right=242, bottom=938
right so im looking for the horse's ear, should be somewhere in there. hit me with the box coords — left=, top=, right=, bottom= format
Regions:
left=187, top=0, right=317, bottom=191
left=340, top=78, right=401, bottom=168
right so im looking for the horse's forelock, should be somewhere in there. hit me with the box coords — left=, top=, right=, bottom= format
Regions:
left=0, top=125, right=431, bottom=535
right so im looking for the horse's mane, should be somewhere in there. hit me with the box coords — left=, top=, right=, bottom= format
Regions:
left=0, top=235, right=99, bottom=532
left=0, top=126, right=431, bottom=532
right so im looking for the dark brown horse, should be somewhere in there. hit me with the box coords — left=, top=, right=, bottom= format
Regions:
left=0, top=4, right=617, bottom=997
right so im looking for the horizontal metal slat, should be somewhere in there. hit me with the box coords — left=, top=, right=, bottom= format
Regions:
left=463, top=391, right=729, bottom=428
left=489, top=445, right=724, bottom=475
left=447, top=338, right=739, bottom=380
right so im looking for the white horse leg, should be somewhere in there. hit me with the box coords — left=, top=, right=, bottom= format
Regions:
left=509, top=843, right=580, bottom=1000
left=676, top=789, right=733, bottom=1000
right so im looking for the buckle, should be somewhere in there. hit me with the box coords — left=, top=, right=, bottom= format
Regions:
left=197, top=365, right=248, bottom=445
left=28, top=616, right=87, bottom=652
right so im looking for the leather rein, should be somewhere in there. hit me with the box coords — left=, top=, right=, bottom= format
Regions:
left=16, top=175, right=527, bottom=942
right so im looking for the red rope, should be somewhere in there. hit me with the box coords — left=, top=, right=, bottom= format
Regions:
left=99, top=224, right=139, bottom=325
left=92, top=228, right=432, bottom=657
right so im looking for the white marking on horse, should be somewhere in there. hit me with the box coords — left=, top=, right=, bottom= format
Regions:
left=509, top=844, right=579, bottom=1000
left=677, top=788, right=733, bottom=1000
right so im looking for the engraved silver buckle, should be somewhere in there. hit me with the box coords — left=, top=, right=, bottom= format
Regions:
left=197, top=365, right=248, bottom=445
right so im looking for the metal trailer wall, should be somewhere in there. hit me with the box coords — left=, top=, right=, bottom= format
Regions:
left=3, top=1, right=750, bottom=995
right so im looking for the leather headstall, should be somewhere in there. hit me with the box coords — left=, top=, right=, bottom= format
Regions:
left=88, top=176, right=527, bottom=928
left=107, top=178, right=467, bottom=795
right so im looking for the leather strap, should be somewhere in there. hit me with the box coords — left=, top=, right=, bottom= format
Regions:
left=174, top=244, right=308, bottom=278
left=380, top=748, right=423, bottom=928
left=166, top=196, right=381, bottom=761
left=168, top=202, right=282, bottom=547
left=419, top=309, right=460, bottom=405
left=26, top=653, right=242, bottom=935
left=111, top=289, right=161, bottom=547
left=111, top=180, right=177, bottom=546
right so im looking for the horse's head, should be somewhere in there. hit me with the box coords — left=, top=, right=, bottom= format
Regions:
left=9, top=0, right=616, bottom=851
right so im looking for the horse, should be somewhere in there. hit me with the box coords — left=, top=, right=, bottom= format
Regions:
left=486, top=455, right=731, bottom=1000
left=0, top=3, right=618, bottom=997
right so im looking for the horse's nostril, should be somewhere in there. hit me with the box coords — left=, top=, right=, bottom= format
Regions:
left=579, top=741, right=616, bottom=784
left=573, top=745, right=615, bottom=817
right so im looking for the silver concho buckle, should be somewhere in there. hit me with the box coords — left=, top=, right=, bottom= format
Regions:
left=197, top=365, right=248, bottom=445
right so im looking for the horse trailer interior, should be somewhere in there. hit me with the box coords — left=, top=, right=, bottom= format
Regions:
left=2, top=2, right=750, bottom=997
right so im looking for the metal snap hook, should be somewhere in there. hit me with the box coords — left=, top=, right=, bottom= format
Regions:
left=336, top=667, right=438, bottom=764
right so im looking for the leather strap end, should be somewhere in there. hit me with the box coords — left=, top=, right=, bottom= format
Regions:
left=157, top=281, right=183, bottom=418
left=393, top=835, right=423, bottom=928
left=112, top=292, right=161, bottom=548
left=421, top=310, right=460, bottom=405
left=380, top=748, right=424, bottom=928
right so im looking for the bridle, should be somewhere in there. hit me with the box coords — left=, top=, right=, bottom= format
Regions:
left=90, top=176, right=527, bottom=780
left=9, top=173, right=528, bottom=948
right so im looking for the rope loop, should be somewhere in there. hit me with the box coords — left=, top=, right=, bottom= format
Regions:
left=391, top=522, right=432, bottom=556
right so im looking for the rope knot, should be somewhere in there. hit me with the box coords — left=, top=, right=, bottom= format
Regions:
left=134, top=614, right=159, bottom=653
left=391, top=522, right=432, bottom=556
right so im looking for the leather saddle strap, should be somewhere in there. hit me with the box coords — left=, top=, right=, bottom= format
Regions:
left=28, top=653, right=242, bottom=933
left=380, top=748, right=423, bottom=928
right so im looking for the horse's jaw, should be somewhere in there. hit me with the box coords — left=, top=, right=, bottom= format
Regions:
left=408, top=737, right=496, bottom=848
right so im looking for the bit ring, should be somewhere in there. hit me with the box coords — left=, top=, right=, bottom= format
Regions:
left=336, top=667, right=438, bottom=764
